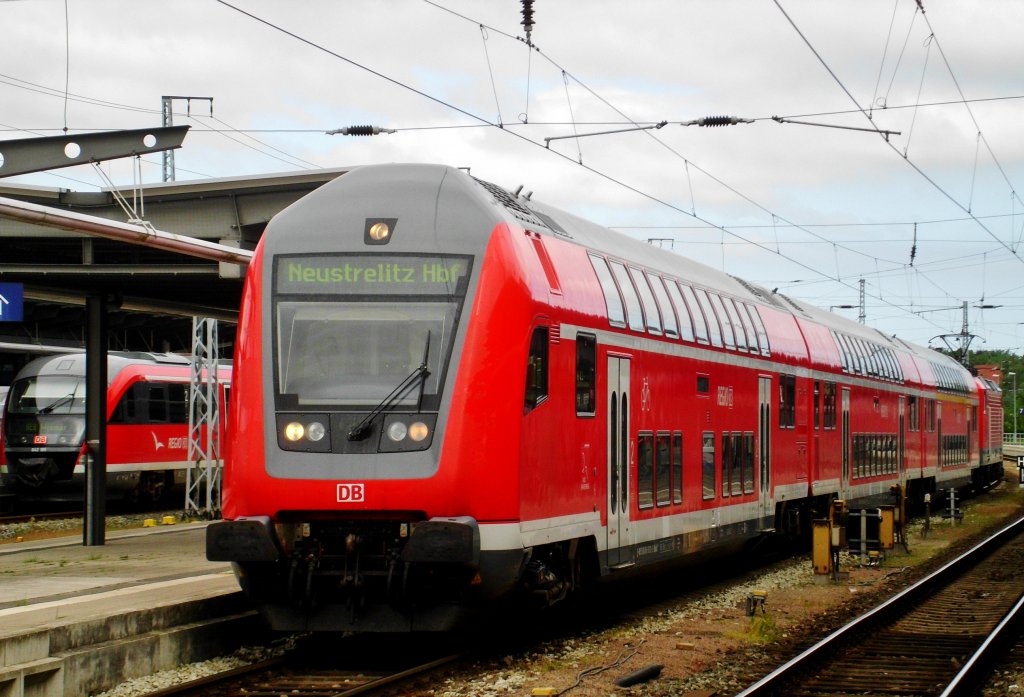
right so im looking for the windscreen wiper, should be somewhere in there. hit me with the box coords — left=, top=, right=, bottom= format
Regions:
left=39, top=392, right=76, bottom=415
left=347, top=332, right=432, bottom=441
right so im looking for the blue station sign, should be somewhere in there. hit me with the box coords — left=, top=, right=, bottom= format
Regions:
left=0, top=283, right=24, bottom=322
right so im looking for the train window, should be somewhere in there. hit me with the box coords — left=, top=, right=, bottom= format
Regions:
left=833, top=332, right=850, bottom=372
left=656, top=432, right=671, bottom=506
left=697, top=374, right=710, bottom=394
left=609, top=261, right=646, bottom=333
left=588, top=254, right=626, bottom=328
left=709, top=293, right=736, bottom=349
left=779, top=374, right=796, bottom=429
left=908, top=395, right=919, bottom=432
left=857, top=339, right=876, bottom=377
left=524, top=326, right=549, bottom=413
left=745, top=303, right=771, bottom=357
left=730, top=432, right=743, bottom=496
left=813, top=381, right=821, bottom=430
left=868, top=343, right=884, bottom=378
left=884, top=350, right=897, bottom=381
left=628, top=267, right=663, bottom=335
left=724, top=298, right=749, bottom=352
left=673, top=432, right=683, bottom=504
left=694, top=288, right=723, bottom=347
left=575, top=333, right=597, bottom=416
left=167, top=384, right=188, bottom=423
left=721, top=433, right=732, bottom=497
left=733, top=299, right=758, bottom=353
left=742, top=432, right=755, bottom=494
left=891, top=350, right=904, bottom=382
left=638, top=432, right=654, bottom=509
left=649, top=275, right=679, bottom=339
left=823, top=382, right=837, bottom=429
left=850, top=338, right=867, bottom=375
left=679, top=283, right=708, bottom=344
left=702, top=432, right=716, bottom=500
left=148, top=385, right=168, bottom=422
left=663, top=279, right=694, bottom=341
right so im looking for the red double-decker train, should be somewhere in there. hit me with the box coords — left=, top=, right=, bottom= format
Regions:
left=207, top=163, right=1004, bottom=632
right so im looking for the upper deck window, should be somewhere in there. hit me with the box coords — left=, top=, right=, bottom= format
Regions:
left=628, top=267, right=662, bottom=335
left=723, top=297, right=749, bottom=352
left=664, top=281, right=695, bottom=342
left=679, top=283, right=708, bottom=344
left=708, top=293, right=736, bottom=349
left=745, top=303, right=771, bottom=356
left=648, top=275, right=679, bottom=339
left=273, top=253, right=471, bottom=411
left=609, top=261, right=646, bottom=333
left=693, top=288, right=723, bottom=347
left=588, top=254, right=626, bottom=327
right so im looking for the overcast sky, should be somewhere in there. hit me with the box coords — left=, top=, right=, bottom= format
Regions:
left=2, top=0, right=1023, bottom=355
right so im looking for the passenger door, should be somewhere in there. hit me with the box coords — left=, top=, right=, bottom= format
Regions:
left=757, top=376, right=772, bottom=528
left=607, top=356, right=632, bottom=567
left=841, top=387, right=851, bottom=498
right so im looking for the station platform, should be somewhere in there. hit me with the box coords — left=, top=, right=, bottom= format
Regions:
left=0, top=523, right=263, bottom=697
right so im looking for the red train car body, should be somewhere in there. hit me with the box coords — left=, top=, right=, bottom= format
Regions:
left=207, top=164, right=1002, bottom=632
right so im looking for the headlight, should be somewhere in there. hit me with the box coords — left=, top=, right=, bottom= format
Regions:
left=307, top=421, right=326, bottom=442
left=284, top=422, right=305, bottom=441
left=408, top=422, right=429, bottom=442
left=387, top=421, right=408, bottom=442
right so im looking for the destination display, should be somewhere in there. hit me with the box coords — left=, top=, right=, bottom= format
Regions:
left=275, top=255, right=471, bottom=296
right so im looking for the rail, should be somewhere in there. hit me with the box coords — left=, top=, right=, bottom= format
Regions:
left=734, top=514, right=1024, bottom=696
left=1004, top=433, right=1024, bottom=446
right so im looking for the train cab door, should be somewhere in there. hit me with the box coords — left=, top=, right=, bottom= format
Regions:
left=606, top=355, right=632, bottom=567
left=757, top=376, right=772, bottom=528
left=841, top=388, right=851, bottom=497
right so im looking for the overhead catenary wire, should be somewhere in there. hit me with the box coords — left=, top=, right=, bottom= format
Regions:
left=772, top=0, right=1024, bottom=267
left=212, top=0, right=959, bottom=336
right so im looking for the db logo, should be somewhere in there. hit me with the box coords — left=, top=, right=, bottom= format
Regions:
left=336, top=483, right=365, bottom=502
left=33, top=435, right=47, bottom=445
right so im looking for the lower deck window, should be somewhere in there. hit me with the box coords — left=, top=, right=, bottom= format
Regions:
left=702, top=432, right=716, bottom=500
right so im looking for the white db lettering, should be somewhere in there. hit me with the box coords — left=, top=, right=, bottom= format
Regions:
left=336, top=483, right=365, bottom=502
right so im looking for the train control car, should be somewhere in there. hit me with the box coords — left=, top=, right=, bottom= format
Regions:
left=975, top=375, right=1004, bottom=486
left=207, top=163, right=993, bottom=632
left=1, top=352, right=230, bottom=503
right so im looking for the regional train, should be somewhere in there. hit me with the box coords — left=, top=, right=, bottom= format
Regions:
left=1, top=352, right=230, bottom=503
left=207, top=164, right=1005, bottom=632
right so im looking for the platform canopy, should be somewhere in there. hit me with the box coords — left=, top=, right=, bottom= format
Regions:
left=0, top=167, right=348, bottom=363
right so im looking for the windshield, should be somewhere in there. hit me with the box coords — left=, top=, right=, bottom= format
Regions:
left=7, top=375, right=86, bottom=415
left=273, top=254, right=471, bottom=409
left=277, top=301, right=456, bottom=406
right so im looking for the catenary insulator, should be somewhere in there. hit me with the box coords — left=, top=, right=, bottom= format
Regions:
left=680, top=116, right=753, bottom=127
left=699, top=115, right=741, bottom=127
left=325, top=125, right=396, bottom=136
left=521, top=0, right=535, bottom=43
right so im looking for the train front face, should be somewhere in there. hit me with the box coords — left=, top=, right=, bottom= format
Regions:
left=209, top=165, right=527, bottom=632
left=1, top=357, right=87, bottom=493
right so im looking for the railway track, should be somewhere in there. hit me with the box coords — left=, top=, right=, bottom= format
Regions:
left=145, top=645, right=461, bottom=697
left=736, top=515, right=1024, bottom=697
left=0, top=510, right=82, bottom=526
